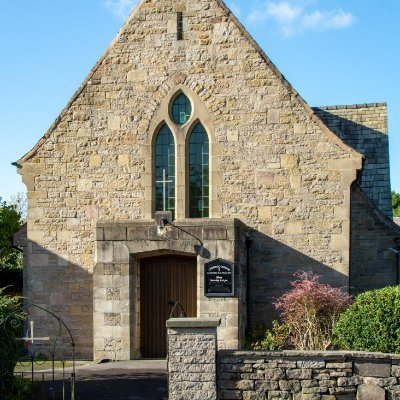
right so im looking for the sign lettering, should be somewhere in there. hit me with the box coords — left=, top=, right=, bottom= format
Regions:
left=204, top=259, right=234, bottom=297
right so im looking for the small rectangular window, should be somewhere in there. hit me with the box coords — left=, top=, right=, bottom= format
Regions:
left=177, top=12, right=183, bottom=40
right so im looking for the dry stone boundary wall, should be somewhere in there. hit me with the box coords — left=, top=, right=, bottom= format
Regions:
left=218, top=351, right=400, bottom=400
left=167, top=318, right=400, bottom=400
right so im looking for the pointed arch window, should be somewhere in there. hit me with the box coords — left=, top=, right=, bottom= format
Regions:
left=189, top=123, right=209, bottom=218
left=171, top=93, right=192, bottom=125
left=155, top=124, right=175, bottom=217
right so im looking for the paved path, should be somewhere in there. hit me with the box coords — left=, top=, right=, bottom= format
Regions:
left=36, top=360, right=168, bottom=400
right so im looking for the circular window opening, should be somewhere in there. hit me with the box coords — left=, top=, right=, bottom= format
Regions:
left=171, top=93, right=192, bottom=125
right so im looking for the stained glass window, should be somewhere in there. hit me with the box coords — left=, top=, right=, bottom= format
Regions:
left=155, top=125, right=175, bottom=217
left=171, top=93, right=192, bottom=125
left=189, top=123, right=209, bottom=218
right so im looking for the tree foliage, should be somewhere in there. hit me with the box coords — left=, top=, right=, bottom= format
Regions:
left=333, top=286, right=400, bottom=353
left=393, top=191, right=400, bottom=217
left=8, top=192, right=27, bottom=222
left=0, top=197, right=23, bottom=271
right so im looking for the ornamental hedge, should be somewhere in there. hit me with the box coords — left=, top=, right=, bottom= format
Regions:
left=333, top=286, right=400, bottom=353
left=245, top=272, right=352, bottom=351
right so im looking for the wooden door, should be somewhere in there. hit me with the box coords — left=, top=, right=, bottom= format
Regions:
left=140, top=255, right=197, bottom=358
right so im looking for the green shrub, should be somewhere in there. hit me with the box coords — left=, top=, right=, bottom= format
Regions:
left=245, top=324, right=269, bottom=350
left=6, top=375, right=31, bottom=400
left=333, top=286, right=400, bottom=353
left=392, top=191, right=400, bottom=217
left=261, top=321, right=290, bottom=350
left=245, top=321, right=290, bottom=350
left=0, top=197, right=23, bottom=271
left=0, top=288, right=25, bottom=397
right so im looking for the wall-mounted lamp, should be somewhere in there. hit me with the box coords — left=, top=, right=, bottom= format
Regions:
left=154, top=211, right=210, bottom=259
left=157, top=217, right=200, bottom=243
left=157, top=218, right=168, bottom=237
left=155, top=211, right=173, bottom=237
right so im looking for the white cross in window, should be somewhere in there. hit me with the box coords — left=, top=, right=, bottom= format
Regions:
left=16, top=320, right=50, bottom=344
left=156, top=169, right=173, bottom=211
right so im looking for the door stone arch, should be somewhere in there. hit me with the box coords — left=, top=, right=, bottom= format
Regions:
left=93, top=218, right=247, bottom=361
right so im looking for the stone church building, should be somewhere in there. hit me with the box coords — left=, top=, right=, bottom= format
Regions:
left=13, top=0, right=400, bottom=360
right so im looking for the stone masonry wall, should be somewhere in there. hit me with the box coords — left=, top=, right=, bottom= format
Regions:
left=167, top=319, right=400, bottom=400
left=18, top=0, right=362, bottom=357
left=93, top=219, right=247, bottom=361
left=167, top=318, right=220, bottom=400
left=218, top=350, right=400, bottom=400
left=349, top=185, right=400, bottom=295
left=314, top=104, right=392, bottom=218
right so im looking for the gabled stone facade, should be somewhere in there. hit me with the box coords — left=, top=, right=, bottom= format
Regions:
left=14, top=0, right=398, bottom=359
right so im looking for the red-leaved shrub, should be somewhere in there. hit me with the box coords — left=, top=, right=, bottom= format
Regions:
left=274, top=272, right=352, bottom=350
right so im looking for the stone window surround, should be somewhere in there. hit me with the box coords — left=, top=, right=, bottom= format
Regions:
left=171, top=91, right=192, bottom=125
left=142, top=85, right=220, bottom=220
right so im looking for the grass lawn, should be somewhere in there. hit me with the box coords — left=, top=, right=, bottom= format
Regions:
left=14, top=360, right=79, bottom=373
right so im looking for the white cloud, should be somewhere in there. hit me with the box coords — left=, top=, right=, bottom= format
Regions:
left=267, top=2, right=302, bottom=24
left=104, top=0, right=138, bottom=21
left=247, top=1, right=355, bottom=37
left=302, top=9, right=354, bottom=31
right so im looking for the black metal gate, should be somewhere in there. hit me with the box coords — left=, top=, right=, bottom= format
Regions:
left=0, top=304, right=76, bottom=400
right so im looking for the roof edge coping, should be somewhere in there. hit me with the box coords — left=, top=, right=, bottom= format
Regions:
left=313, top=102, right=387, bottom=111
left=16, top=0, right=148, bottom=164
left=215, top=0, right=364, bottom=164
left=17, top=0, right=364, bottom=167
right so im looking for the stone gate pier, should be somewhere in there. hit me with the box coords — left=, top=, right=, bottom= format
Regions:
left=167, top=318, right=400, bottom=400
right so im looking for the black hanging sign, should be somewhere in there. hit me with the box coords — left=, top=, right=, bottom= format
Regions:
left=204, top=259, right=234, bottom=297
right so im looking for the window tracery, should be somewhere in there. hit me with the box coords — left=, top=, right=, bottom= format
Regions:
left=152, top=90, right=211, bottom=219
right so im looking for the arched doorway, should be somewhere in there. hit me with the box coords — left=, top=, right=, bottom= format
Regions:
left=140, top=254, right=197, bottom=358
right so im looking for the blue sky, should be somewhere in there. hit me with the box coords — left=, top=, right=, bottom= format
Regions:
left=0, top=0, right=399, bottom=202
